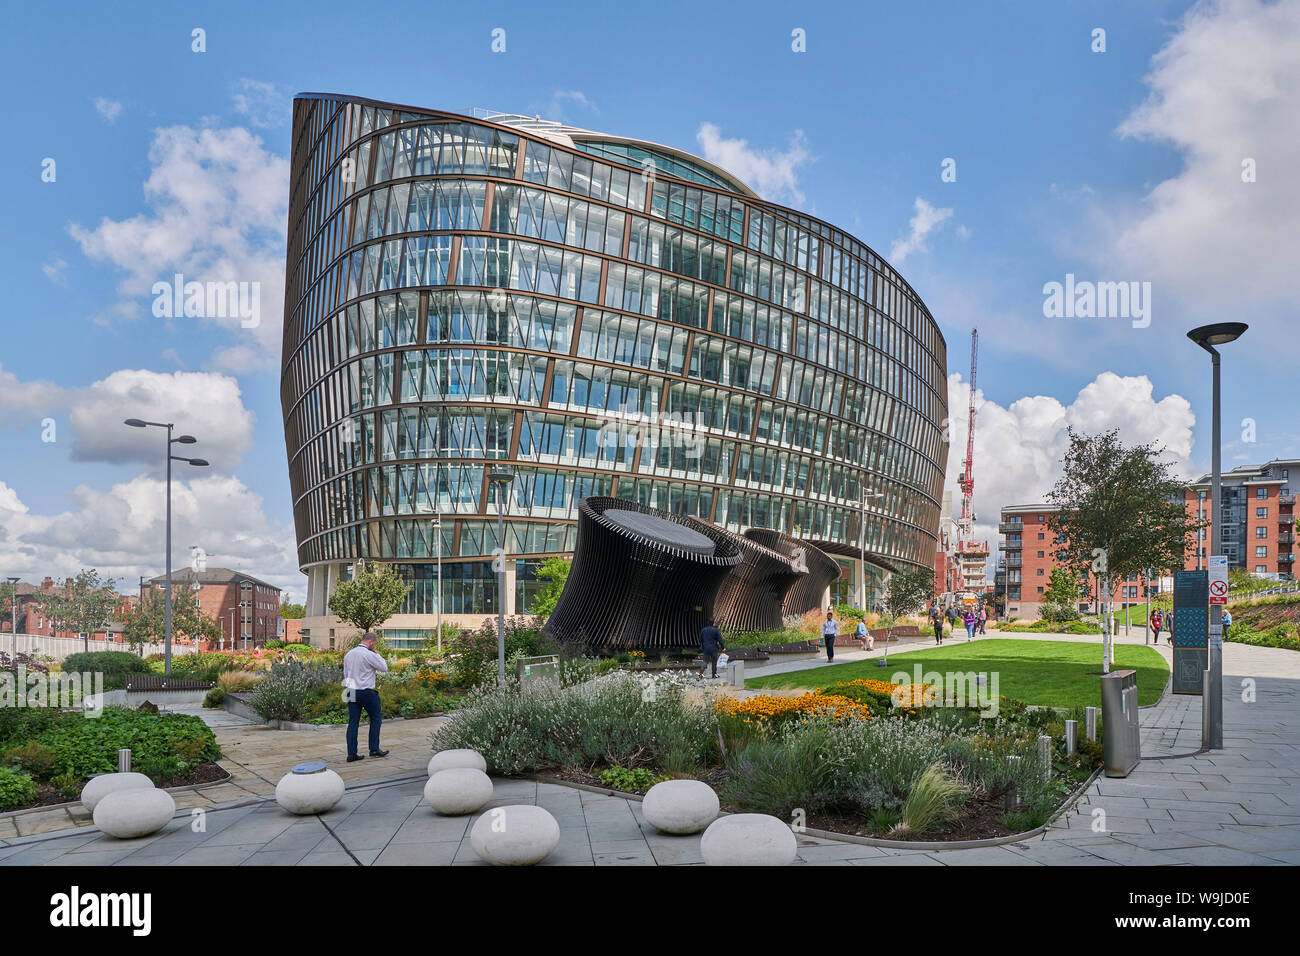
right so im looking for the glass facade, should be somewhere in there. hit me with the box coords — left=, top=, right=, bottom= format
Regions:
left=283, top=94, right=949, bottom=617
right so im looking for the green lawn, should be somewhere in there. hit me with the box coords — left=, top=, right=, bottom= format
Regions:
left=746, top=638, right=1170, bottom=709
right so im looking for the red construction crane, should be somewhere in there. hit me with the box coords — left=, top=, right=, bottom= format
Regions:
left=957, top=329, right=978, bottom=547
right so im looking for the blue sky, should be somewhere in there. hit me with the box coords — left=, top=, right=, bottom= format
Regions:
left=1, top=0, right=1295, bottom=600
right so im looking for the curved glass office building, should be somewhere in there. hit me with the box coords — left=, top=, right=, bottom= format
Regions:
left=282, top=94, right=949, bottom=645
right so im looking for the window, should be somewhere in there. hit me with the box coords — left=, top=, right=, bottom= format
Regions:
left=1037, top=514, right=1045, bottom=522
left=1257, top=527, right=1267, bottom=538
left=1256, top=546, right=1268, bottom=558
left=1037, top=568, right=1044, bottom=576
left=1256, top=565, right=1267, bottom=573
left=1037, top=551, right=1045, bottom=558
left=1257, top=488, right=1267, bottom=499
left=1036, top=586, right=1044, bottom=594
left=1257, top=507, right=1268, bottom=518
left=1037, top=533, right=1045, bottom=540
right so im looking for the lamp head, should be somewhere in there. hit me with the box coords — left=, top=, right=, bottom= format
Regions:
left=187, top=458, right=210, bottom=467
left=1187, top=322, right=1248, bottom=353
left=124, top=419, right=147, bottom=428
left=175, top=435, right=197, bottom=444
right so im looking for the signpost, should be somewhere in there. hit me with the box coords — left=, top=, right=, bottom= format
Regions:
left=1171, top=569, right=1208, bottom=695
left=1206, top=555, right=1227, bottom=749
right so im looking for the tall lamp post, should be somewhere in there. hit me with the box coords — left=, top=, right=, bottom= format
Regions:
left=6, top=576, right=18, bottom=664
left=488, top=470, right=513, bottom=685
left=1187, top=321, right=1247, bottom=751
left=858, top=487, right=885, bottom=611
left=123, top=419, right=208, bottom=675
left=432, top=513, right=443, bottom=653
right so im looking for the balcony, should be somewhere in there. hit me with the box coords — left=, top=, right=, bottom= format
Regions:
left=1280, top=533, right=1296, bottom=545
left=1281, top=554, right=1296, bottom=564
left=1281, top=494, right=1296, bottom=507
left=998, top=522, right=1023, bottom=534
left=1006, top=555, right=1022, bottom=568
left=1281, top=516, right=1295, bottom=527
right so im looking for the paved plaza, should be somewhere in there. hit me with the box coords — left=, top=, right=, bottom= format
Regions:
left=1, top=635, right=1297, bottom=865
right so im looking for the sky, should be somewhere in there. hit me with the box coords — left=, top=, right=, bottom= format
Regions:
left=0, top=0, right=1296, bottom=603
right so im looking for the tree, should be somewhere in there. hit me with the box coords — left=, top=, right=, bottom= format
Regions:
left=38, top=570, right=119, bottom=653
left=528, top=556, right=571, bottom=619
left=328, top=562, right=409, bottom=635
left=1040, top=567, right=1084, bottom=623
left=0, top=580, right=16, bottom=634
left=117, top=585, right=220, bottom=653
left=878, top=567, right=935, bottom=665
left=279, top=601, right=306, bottom=619
left=1047, top=428, right=1198, bottom=672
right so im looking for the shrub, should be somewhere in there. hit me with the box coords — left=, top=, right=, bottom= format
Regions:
left=203, top=687, right=226, bottom=708
left=3, top=741, right=57, bottom=777
left=446, top=618, right=557, bottom=688
left=60, top=651, right=152, bottom=690
left=599, top=767, right=668, bottom=792
left=0, top=767, right=39, bottom=810
left=248, top=669, right=325, bottom=722
left=18, top=708, right=219, bottom=784
left=170, top=653, right=239, bottom=683
left=431, top=674, right=718, bottom=774
left=217, top=670, right=263, bottom=694
left=720, top=727, right=839, bottom=818
left=890, top=762, right=968, bottom=836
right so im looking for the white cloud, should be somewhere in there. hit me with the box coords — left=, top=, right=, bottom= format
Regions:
left=1100, top=0, right=1300, bottom=321
left=890, top=197, right=954, bottom=266
left=42, top=257, right=69, bottom=285
left=547, top=90, right=599, bottom=121
left=231, top=78, right=290, bottom=129
left=0, top=365, right=254, bottom=475
left=695, top=122, right=812, bottom=204
left=0, top=475, right=303, bottom=602
left=945, top=372, right=1198, bottom=575
left=93, top=97, right=123, bottom=124
left=68, top=125, right=289, bottom=371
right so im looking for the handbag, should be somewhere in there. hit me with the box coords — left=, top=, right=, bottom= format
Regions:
left=716, top=652, right=730, bottom=668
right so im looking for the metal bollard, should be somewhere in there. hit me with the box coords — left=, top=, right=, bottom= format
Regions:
left=1086, top=706, right=1098, bottom=742
left=1065, top=719, right=1078, bottom=755
left=728, top=659, right=745, bottom=688
left=1038, top=735, right=1052, bottom=781
left=118, top=748, right=132, bottom=773
left=1202, top=668, right=1212, bottom=746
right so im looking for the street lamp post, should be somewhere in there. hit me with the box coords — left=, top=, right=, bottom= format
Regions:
left=488, top=471, right=513, bottom=685
left=6, top=576, right=18, bottom=664
left=433, top=513, right=443, bottom=654
left=859, top=487, right=885, bottom=612
left=1188, top=322, right=1247, bottom=751
left=124, top=420, right=208, bottom=675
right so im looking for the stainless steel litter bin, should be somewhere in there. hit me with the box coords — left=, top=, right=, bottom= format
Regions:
left=1100, top=669, right=1141, bottom=777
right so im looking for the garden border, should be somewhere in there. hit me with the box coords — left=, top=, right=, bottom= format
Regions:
left=0, top=763, right=233, bottom=822
left=529, top=764, right=1105, bottom=852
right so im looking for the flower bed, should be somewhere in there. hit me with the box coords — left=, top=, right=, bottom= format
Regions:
left=431, top=672, right=1104, bottom=842
left=0, top=705, right=222, bottom=812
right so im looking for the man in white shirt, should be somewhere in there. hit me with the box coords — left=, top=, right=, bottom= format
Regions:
left=821, top=609, right=839, bottom=662
left=343, top=632, right=389, bottom=762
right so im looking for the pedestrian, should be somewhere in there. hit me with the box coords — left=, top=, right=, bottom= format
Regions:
left=978, top=605, right=988, bottom=635
left=343, top=632, right=389, bottom=763
left=929, top=603, right=944, bottom=644
left=821, top=609, right=839, bottom=662
left=698, top=618, right=725, bottom=679
left=962, top=607, right=977, bottom=641
left=1221, top=608, right=1232, bottom=642
left=856, top=615, right=872, bottom=650
left=1150, top=608, right=1163, bottom=644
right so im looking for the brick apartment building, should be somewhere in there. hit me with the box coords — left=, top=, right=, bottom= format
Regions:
left=144, top=567, right=282, bottom=649
left=0, top=576, right=132, bottom=642
left=998, top=458, right=1299, bottom=621
left=997, top=504, right=1153, bottom=621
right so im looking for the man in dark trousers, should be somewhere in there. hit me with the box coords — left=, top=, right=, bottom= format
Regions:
left=699, top=619, right=725, bottom=679
left=343, top=632, right=389, bottom=762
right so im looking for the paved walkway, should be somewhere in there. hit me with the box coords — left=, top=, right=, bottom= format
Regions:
left=1, top=639, right=1296, bottom=865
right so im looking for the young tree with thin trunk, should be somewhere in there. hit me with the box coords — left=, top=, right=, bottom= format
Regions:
left=1047, top=429, right=1198, bottom=672
left=38, top=570, right=119, bottom=653
left=878, top=567, right=935, bottom=666
left=328, top=562, right=409, bottom=638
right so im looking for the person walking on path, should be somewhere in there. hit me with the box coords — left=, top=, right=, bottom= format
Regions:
left=929, top=603, right=945, bottom=645
left=1221, top=608, right=1232, bottom=642
left=698, top=619, right=725, bottom=679
left=962, top=608, right=977, bottom=641
left=343, top=632, right=389, bottom=763
left=1150, top=608, right=1163, bottom=644
left=978, top=605, right=988, bottom=635
left=821, top=609, right=839, bottom=662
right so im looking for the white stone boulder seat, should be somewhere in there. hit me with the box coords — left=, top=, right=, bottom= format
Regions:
left=424, top=767, right=494, bottom=815
left=80, top=772, right=155, bottom=814
left=428, top=748, right=487, bottom=775
left=93, top=788, right=176, bottom=839
left=470, top=805, right=560, bottom=865
left=641, top=779, right=720, bottom=834
left=276, top=761, right=346, bottom=815
left=700, top=813, right=798, bottom=866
